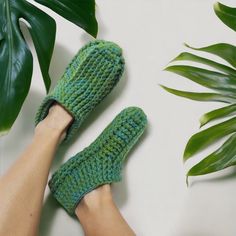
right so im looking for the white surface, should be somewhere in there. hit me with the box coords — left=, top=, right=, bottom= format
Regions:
left=1, top=0, right=236, bottom=235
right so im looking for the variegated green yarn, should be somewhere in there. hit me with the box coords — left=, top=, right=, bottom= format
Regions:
left=35, top=40, right=125, bottom=141
left=48, top=107, right=147, bottom=215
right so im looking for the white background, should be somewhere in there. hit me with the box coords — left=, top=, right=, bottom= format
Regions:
left=1, top=0, right=236, bottom=235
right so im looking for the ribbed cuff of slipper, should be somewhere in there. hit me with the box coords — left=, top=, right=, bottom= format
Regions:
left=50, top=164, right=122, bottom=215
left=35, top=40, right=125, bottom=142
left=48, top=107, right=147, bottom=215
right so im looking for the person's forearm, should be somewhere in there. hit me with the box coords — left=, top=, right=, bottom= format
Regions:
left=76, top=185, right=135, bottom=236
left=0, top=104, right=72, bottom=236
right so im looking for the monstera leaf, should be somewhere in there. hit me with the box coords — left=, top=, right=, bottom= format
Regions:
left=0, top=0, right=97, bottom=136
left=162, top=2, right=236, bottom=180
left=0, top=0, right=56, bottom=135
left=35, top=0, right=98, bottom=37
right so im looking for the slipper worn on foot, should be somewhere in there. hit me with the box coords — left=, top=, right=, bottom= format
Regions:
left=35, top=40, right=125, bottom=141
left=48, top=107, right=147, bottom=215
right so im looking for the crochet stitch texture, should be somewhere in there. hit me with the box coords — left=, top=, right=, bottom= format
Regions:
left=49, top=107, right=147, bottom=215
left=35, top=40, right=125, bottom=141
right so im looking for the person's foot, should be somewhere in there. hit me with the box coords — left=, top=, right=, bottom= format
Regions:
left=35, top=40, right=125, bottom=142
left=48, top=107, right=147, bottom=214
left=35, top=104, right=73, bottom=140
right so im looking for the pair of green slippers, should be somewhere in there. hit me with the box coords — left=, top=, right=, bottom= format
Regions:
left=35, top=40, right=147, bottom=215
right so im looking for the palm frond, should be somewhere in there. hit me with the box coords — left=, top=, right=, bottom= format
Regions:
left=163, top=2, right=236, bottom=178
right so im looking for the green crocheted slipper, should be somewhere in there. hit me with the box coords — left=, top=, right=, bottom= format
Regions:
left=35, top=40, right=125, bottom=141
left=48, top=107, right=147, bottom=215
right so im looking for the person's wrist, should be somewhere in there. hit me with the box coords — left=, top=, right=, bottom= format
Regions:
left=75, top=184, right=113, bottom=217
left=35, top=104, right=73, bottom=139
left=35, top=120, right=64, bottom=138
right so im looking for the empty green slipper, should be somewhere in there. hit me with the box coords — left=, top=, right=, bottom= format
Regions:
left=48, top=107, right=147, bottom=215
left=35, top=40, right=125, bottom=141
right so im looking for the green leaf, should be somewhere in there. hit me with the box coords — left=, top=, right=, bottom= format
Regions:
left=21, top=2, right=56, bottom=92
left=160, top=85, right=236, bottom=103
left=0, top=0, right=56, bottom=135
left=200, top=104, right=236, bottom=127
left=172, top=52, right=236, bottom=76
left=214, top=2, right=236, bottom=33
left=35, top=0, right=98, bottom=37
left=184, top=117, right=236, bottom=161
left=163, top=2, right=236, bottom=179
left=187, top=133, right=236, bottom=176
left=165, top=65, right=236, bottom=94
left=185, top=43, right=236, bottom=69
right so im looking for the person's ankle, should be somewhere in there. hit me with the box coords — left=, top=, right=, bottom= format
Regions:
left=75, top=184, right=113, bottom=217
left=35, top=104, right=73, bottom=139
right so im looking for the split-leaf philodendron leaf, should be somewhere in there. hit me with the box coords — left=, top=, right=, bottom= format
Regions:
left=0, top=0, right=97, bottom=136
left=162, top=2, right=236, bottom=180
left=35, top=0, right=98, bottom=37
left=0, top=0, right=55, bottom=135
